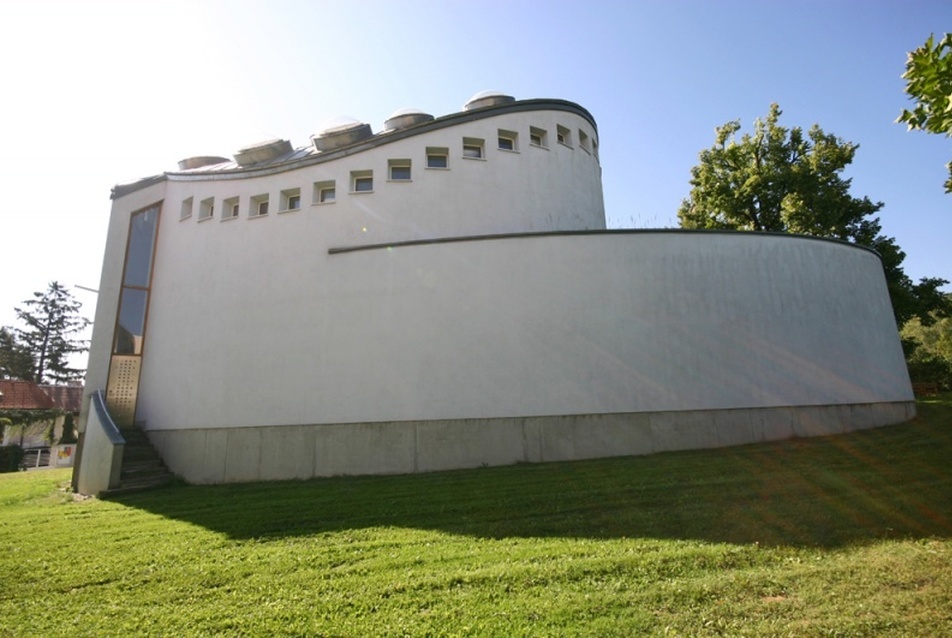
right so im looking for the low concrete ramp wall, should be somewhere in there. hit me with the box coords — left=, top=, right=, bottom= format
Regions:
left=74, top=391, right=125, bottom=496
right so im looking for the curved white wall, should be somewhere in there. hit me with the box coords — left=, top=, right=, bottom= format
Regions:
left=135, top=231, right=910, bottom=433
left=166, top=106, right=605, bottom=249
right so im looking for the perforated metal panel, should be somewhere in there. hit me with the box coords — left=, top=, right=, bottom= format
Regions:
left=106, top=355, right=141, bottom=427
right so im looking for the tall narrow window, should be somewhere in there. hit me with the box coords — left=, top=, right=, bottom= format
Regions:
left=106, top=203, right=161, bottom=427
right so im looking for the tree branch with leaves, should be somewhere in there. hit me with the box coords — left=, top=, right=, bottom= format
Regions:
left=897, top=33, right=952, bottom=193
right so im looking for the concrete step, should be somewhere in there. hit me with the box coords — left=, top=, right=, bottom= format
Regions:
left=120, top=463, right=167, bottom=476
left=100, top=475, right=174, bottom=498
left=101, top=426, right=176, bottom=498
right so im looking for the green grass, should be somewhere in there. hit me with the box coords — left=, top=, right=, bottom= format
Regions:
left=2, top=398, right=951, bottom=637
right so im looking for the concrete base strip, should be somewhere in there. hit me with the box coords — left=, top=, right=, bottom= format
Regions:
left=146, top=401, right=916, bottom=485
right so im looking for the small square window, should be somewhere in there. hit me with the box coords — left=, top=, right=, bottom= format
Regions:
left=529, top=126, right=547, bottom=148
left=250, top=194, right=269, bottom=217
left=351, top=170, right=373, bottom=193
left=579, top=129, right=590, bottom=152
left=199, top=197, right=214, bottom=220
left=223, top=196, right=239, bottom=219
left=426, top=146, right=449, bottom=169
left=592, top=138, right=599, bottom=158
left=557, top=125, right=572, bottom=147
left=497, top=129, right=517, bottom=151
left=462, top=137, right=484, bottom=159
left=313, top=180, right=336, bottom=204
left=389, top=159, right=411, bottom=181
left=180, top=197, right=193, bottom=221
left=281, top=188, right=301, bottom=212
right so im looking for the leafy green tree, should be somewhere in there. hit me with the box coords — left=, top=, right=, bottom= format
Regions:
left=0, top=327, right=34, bottom=381
left=902, top=306, right=952, bottom=389
left=904, top=313, right=952, bottom=362
left=897, top=33, right=952, bottom=192
left=678, top=104, right=949, bottom=327
left=13, top=282, right=90, bottom=384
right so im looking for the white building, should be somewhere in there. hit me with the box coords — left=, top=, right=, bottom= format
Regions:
left=73, top=92, right=914, bottom=495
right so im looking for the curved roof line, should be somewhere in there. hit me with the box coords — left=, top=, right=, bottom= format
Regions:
left=327, top=228, right=885, bottom=261
left=112, top=98, right=597, bottom=198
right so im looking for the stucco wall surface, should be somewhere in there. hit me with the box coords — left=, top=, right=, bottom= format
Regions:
left=134, top=231, right=911, bottom=432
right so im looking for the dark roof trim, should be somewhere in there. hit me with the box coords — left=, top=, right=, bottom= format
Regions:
left=111, top=174, right=167, bottom=200
left=327, top=228, right=883, bottom=260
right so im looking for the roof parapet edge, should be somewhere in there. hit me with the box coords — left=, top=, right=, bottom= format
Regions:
left=162, top=98, right=598, bottom=182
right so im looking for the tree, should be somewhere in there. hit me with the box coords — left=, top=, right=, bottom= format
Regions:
left=12, top=282, right=90, bottom=384
left=0, top=327, right=34, bottom=381
left=902, top=305, right=952, bottom=389
left=897, top=33, right=952, bottom=193
left=678, top=104, right=949, bottom=327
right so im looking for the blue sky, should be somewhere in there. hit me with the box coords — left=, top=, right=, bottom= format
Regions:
left=1, top=0, right=949, bottom=343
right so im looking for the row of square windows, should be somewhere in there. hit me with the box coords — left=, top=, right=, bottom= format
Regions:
left=179, top=124, right=597, bottom=222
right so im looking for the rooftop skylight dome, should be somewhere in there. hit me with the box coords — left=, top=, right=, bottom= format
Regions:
left=383, top=108, right=434, bottom=131
left=233, top=139, right=293, bottom=167
left=311, top=116, right=373, bottom=152
left=463, top=90, right=515, bottom=111
left=177, top=156, right=230, bottom=171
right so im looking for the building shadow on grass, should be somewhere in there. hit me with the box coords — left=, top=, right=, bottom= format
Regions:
left=112, top=412, right=952, bottom=549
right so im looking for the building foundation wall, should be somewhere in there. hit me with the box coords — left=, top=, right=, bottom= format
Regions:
left=147, top=401, right=915, bottom=484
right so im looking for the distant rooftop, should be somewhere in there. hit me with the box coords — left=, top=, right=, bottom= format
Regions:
left=0, top=380, right=56, bottom=410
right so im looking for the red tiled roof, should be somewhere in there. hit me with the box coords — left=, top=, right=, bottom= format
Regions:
left=39, top=385, right=84, bottom=413
left=0, top=380, right=56, bottom=410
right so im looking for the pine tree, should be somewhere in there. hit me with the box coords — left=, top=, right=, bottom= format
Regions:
left=0, top=327, right=34, bottom=381
left=13, top=282, right=90, bottom=384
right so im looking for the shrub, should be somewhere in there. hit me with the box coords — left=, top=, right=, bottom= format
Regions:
left=0, top=445, right=24, bottom=473
left=58, top=413, right=77, bottom=444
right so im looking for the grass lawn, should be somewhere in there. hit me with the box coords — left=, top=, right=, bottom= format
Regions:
left=1, top=398, right=951, bottom=637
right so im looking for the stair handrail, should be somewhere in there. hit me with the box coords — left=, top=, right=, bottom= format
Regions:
left=91, top=390, right=126, bottom=446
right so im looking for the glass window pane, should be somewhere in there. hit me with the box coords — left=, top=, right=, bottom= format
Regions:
left=114, top=288, right=149, bottom=355
left=124, top=206, right=159, bottom=287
